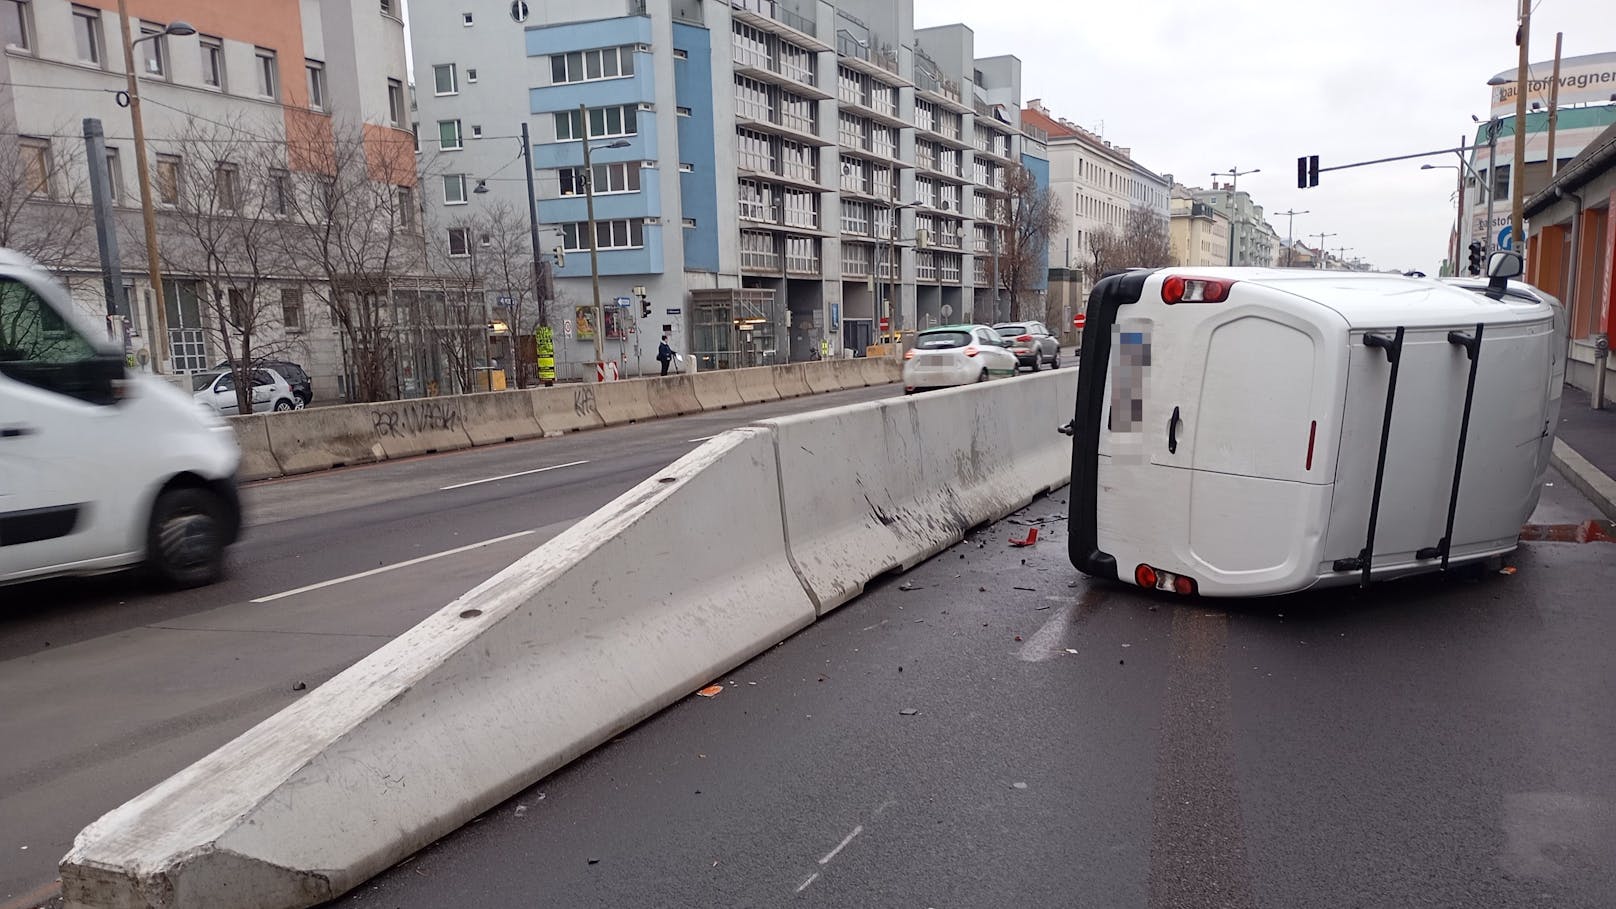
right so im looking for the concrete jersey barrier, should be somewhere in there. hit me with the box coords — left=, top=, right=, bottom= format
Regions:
left=827, top=357, right=868, bottom=390
left=263, top=405, right=386, bottom=475
left=730, top=365, right=781, bottom=405
left=803, top=360, right=842, bottom=394
left=60, top=428, right=816, bottom=909
left=590, top=379, right=658, bottom=425
left=858, top=356, right=898, bottom=387
left=646, top=374, right=702, bottom=418
left=772, top=363, right=813, bottom=398
left=365, top=399, right=475, bottom=460
left=454, top=389, right=544, bottom=446
left=529, top=385, right=607, bottom=434
left=689, top=370, right=745, bottom=410
left=231, top=414, right=282, bottom=481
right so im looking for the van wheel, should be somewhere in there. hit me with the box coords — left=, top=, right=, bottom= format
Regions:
left=274, top=398, right=294, bottom=411
left=147, top=488, right=227, bottom=588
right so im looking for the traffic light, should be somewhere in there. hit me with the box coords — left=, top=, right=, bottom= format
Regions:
left=1467, top=240, right=1484, bottom=276
left=640, top=297, right=652, bottom=318
left=552, top=246, right=565, bottom=268
left=1297, top=155, right=1319, bottom=189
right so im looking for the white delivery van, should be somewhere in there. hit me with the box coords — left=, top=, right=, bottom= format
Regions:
left=0, top=250, right=242, bottom=588
left=1065, top=253, right=1563, bottom=598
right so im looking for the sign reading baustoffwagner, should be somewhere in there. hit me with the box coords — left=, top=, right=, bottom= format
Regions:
left=1490, top=51, right=1616, bottom=117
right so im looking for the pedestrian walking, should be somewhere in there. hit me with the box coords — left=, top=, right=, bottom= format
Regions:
left=657, top=334, right=675, bottom=376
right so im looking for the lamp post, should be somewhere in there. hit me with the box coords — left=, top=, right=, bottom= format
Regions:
left=1311, top=231, right=1338, bottom=270
left=882, top=199, right=920, bottom=345
left=1421, top=163, right=1463, bottom=273
left=1212, top=166, right=1259, bottom=266
left=576, top=105, right=630, bottom=378
left=117, top=5, right=195, bottom=374
left=1274, top=208, right=1308, bottom=267
left=1509, top=0, right=1530, bottom=260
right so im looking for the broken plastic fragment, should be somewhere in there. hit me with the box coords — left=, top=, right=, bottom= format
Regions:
left=697, top=685, right=724, bottom=698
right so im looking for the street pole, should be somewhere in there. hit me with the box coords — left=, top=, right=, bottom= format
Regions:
left=82, top=118, right=126, bottom=345
left=1275, top=208, right=1307, bottom=267
left=579, top=104, right=605, bottom=376
left=1510, top=0, right=1530, bottom=259
left=1484, top=117, right=1499, bottom=251
left=991, top=226, right=1002, bottom=322
left=1311, top=232, right=1337, bottom=270
left=117, top=0, right=168, bottom=372
left=1546, top=32, right=1563, bottom=179
left=1213, top=167, right=1258, bottom=266
left=1455, top=138, right=1467, bottom=272
left=520, top=121, right=546, bottom=329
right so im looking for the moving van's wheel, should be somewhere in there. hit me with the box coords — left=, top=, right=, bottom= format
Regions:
left=274, top=398, right=294, bottom=411
left=147, top=488, right=227, bottom=588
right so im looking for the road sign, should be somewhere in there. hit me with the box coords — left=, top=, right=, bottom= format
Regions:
left=564, top=319, right=573, bottom=338
left=666, top=307, right=682, bottom=315
left=497, top=295, right=513, bottom=304
left=613, top=295, right=632, bottom=308
left=1497, top=225, right=1514, bottom=251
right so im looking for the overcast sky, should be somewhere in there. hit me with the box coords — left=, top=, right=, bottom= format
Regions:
left=915, top=0, right=1616, bottom=272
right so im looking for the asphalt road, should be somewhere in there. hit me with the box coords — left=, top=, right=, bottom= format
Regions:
left=0, top=382, right=905, bottom=908
left=339, top=474, right=1616, bottom=909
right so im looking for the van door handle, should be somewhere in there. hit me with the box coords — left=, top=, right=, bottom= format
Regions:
left=1, top=425, right=36, bottom=438
left=1167, top=406, right=1181, bottom=454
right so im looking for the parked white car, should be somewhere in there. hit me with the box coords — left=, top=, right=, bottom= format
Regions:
left=0, top=250, right=242, bottom=588
left=902, top=324, right=1021, bottom=393
left=192, top=367, right=299, bottom=415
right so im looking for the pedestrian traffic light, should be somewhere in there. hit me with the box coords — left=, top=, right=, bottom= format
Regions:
left=1467, top=240, right=1484, bottom=276
left=640, top=297, right=652, bottom=318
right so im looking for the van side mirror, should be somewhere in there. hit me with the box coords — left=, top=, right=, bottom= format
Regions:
left=1486, top=250, right=1522, bottom=279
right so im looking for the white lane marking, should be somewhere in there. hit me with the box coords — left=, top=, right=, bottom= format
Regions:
left=818, top=825, right=863, bottom=865
left=250, top=530, right=538, bottom=603
left=795, top=872, right=820, bottom=893
left=439, top=459, right=589, bottom=491
left=687, top=435, right=717, bottom=443
left=1017, top=602, right=1076, bottom=662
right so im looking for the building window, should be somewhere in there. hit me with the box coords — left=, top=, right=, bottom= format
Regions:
left=673, top=48, right=688, bottom=60
left=1491, top=164, right=1510, bottom=201
left=71, top=5, right=99, bottom=64
left=387, top=79, right=404, bottom=126
left=398, top=187, right=414, bottom=229
left=255, top=48, right=278, bottom=99
left=782, top=188, right=817, bottom=228
left=471, top=125, right=482, bottom=138
left=433, top=63, right=457, bottom=95
left=443, top=173, right=467, bottom=204
left=306, top=60, right=326, bottom=110
left=215, top=162, right=238, bottom=210
left=269, top=168, right=290, bottom=214
left=461, top=12, right=473, bottom=25
left=841, top=200, right=870, bottom=235
left=139, top=24, right=166, bottom=77
left=19, top=137, right=49, bottom=197
left=438, top=119, right=463, bottom=150
left=510, top=1, right=529, bottom=23
left=559, top=219, right=644, bottom=251
left=553, top=105, right=636, bottom=141
left=467, top=68, right=478, bottom=83
left=737, top=178, right=772, bottom=221
left=281, top=287, right=303, bottom=331
left=550, top=46, right=636, bottom=85
left=155, top=153, right=180, bottom=206
left=736, top=128, right=771, bottom=172
left=448, top=227, right=470, bottom=257
left=103, top=146, right=123, bottom=204
left=200, top=36, right=224, bottom=88
left=785, top=236, right=819, bottom=274
left=2, top=0, right=31, bottom=51
left=557, top=161, right=641, bottom=196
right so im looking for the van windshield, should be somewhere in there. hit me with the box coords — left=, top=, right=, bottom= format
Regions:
left=915, top=331, right=974, bottom=350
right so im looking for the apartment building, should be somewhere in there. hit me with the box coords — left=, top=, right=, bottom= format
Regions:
left=1193, top=185, right=1273, bottom=267
left=0, top=0, right=417, bottom=397
left=1168, top=183, right=1228, bottom=267
left=413, top=0, right=1038, bottom=374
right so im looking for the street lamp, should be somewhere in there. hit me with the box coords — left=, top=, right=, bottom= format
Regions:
left=576, top=109, right=631, bottom=377
left=882, top=200, right=921, bottom=345
left=1212, top=167, right=1259, bottom=266
left=117, top=5, right=195, bottom=373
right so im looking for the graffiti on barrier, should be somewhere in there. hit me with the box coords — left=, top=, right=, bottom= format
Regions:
left=372, top=401, right=463, bottom=437
left=573, top=386, right=597, bottom=417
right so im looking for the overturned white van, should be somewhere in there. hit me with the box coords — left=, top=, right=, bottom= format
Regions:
left=1066, top=255, right=1565, bottom=598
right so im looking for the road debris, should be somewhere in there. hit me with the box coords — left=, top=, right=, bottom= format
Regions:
left=899, top=707, right=919, bottom=716
left=696, top=685, right=724, bottom=698
left=1011, top=782, right=1028, bottom=790
left=514, top=805, right=527, bottom=818
left=1499, top=566, right=1518, bottom=575
left=291, top=682, right=307, bottom=691
left=1013, top=585, right=1036, bottom=592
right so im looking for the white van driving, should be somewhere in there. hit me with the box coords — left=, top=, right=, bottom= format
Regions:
left=0, top=251, right=242, bottom=588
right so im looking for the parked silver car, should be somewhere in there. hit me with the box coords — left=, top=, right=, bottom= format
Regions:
left=993, top=321, right=1061, bottom=370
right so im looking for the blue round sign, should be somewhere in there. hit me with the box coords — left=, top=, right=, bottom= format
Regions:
left=1497, top=225, right=1513, bottom=251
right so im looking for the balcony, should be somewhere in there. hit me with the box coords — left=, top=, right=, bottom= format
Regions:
left=736, top=107, right=833, bottom=146
left=731, top=0, right=830, bottom=53
left=733, top=51, right=832, bottom=100
left=913, top=59, right=971, bottom=113
left=836, top=31, right=908, bottom=85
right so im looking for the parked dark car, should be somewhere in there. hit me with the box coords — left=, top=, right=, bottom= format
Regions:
left=213, top=358, right=312, bottom=407
left=992, top=322, right=1061, bottom=370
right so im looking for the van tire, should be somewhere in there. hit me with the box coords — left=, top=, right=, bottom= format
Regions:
left=147, top=488, right=227, bottom=588
left=273, top=399, right=294, bottom=411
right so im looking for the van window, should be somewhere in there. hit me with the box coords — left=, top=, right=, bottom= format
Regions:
left=0, top=277, right=115, bottom=404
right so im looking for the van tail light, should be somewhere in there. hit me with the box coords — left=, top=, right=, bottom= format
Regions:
left=1162, top=275, right=1235, bottom=304
left=903, top=350, right=916, bottom=360
left=1135, top=563, right=1198, bottom=596
left=1016, top=334, right=1034, bottom=342
left=963, top=346, right=980, bottom=357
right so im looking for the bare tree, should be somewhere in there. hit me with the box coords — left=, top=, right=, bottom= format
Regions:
left=1088, top=207, right=1173, bottom=278
left=990, top=164, right=1063, bottom=322
left=277, top=116, right=424, bottom=402
left=0, top=129, right=95, bottom=273
left=148, top=118, right=293, bottom=412
left=466, top=200, right=544, bottom=387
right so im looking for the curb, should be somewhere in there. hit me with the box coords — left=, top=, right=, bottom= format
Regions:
left=1550, top=438, right=1616, bottom=522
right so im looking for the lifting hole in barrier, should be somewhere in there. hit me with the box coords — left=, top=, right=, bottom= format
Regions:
left=459, top=608, right=483, bottom=619
left=657, top=477, right=676, bottom=484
